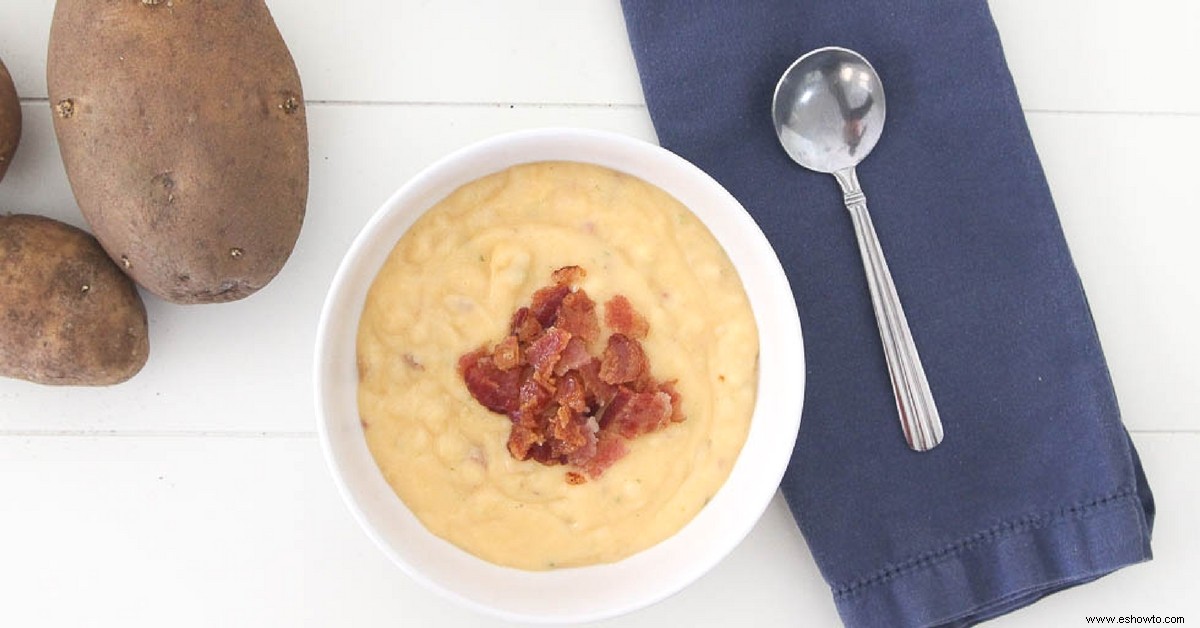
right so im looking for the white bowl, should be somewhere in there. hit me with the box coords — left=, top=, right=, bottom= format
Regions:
left=314, top=128, right=804, bottom=623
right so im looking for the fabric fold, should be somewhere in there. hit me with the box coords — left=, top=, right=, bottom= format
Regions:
left=619, top=1, right=1154, bottom=625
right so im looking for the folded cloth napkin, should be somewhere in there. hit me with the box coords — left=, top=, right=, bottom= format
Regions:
left=619, top=1, right=1155, bottom=626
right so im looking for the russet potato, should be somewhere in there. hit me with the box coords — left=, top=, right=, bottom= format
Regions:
left=47, top=0, right=308, bottom=304
left=0, top=57, right=19, bottom=184
left=0, top=214, right=149, bottom=386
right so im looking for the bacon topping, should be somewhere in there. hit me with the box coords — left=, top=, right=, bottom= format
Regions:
left=604, top=295, right=649, bottom=339
left=555, top=291, right=600, bottom=346
left=526, top=327, right=571, bottom=383
left=599, top=334, right=647, bottom=385
left=576, top=358, right=616, bottom=407
left=555, top=372, right=589, bottom=413
left=508, top=423, right=545, bottom=460
left=565, top=471, right=587, bottom=485
left=530, top=284, right=570, bottom=327
left=517, top=376, right=553, bottom=418
left=551, top=265, right=587, bottom=285
left=554, top=336, right=591, bottom=376
left=460, top=266, right=685, bottom=481
left=459, top=350, right=522, bottom=415
left=493, top=335, right=522, bottom=370
left=659, top=380, right=685, bottom=423
left=583, top=432, right=629, bottom=478
left=510, top=307, right=543, bottom=343
left=607, top=390, right=674, bottom=439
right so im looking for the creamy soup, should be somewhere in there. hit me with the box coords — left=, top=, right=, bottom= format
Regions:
left=357, top=161, right=758, bottom=570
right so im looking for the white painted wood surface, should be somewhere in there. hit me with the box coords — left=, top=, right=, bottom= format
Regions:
left=1, top=1, right=1196, bottom=626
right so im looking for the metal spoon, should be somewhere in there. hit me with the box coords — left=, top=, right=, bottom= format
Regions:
left=771, top=46, right=944, bottom=451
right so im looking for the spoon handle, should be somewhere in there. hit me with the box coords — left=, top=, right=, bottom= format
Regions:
left=835, top=168, right=944, bottom=451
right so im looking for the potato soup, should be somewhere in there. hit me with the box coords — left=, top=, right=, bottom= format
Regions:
left=356, top=161, right=758, bottom=569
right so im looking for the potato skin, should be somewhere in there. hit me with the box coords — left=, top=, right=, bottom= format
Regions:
left=47, top=0, right=308, bottom=304
left=0, top=214, right=149, bottom=386
left=0, top=57, right=20, bottom=184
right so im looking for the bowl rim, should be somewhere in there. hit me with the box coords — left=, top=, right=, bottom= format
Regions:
left=314, top=127, right=805, bottom=623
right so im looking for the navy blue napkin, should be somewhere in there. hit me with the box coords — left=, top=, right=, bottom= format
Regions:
left=619, top=1, right=1154, bottom=626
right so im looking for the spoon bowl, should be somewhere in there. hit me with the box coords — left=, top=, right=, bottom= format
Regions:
left=772, top=47, right=886, bottom=174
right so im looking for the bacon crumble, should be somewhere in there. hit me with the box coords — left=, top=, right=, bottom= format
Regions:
left=458, top=266, right=685, bottom=481
left=599, top=333, right=647, bottom=385
left=604, top=294, right=649, bottom=339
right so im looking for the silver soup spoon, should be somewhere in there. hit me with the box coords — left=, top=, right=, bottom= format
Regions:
left=772, top=46, right=944, bottom=451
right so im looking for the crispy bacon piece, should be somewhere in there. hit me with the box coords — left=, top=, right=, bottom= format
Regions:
left=566, top=418, right=600, bottom=467
left=565, top=471, right=587, bottom=485
left=552, top=406, right=591, bottom=449
left=604, top=295, right=649, bottom=339
left=554, top=336, right=591, bottom=376
left=530, top=284, right=570, bottom=327
left=510, top=307, right=543, bottom=343
left=526, top=327, right=571, bottom=384
left=599, top=386, right=631, bottom=430
left=607, top=390, right=674, bottom=439
left=517, top=377, right=553, bottom=418
left=659, top=380, right=685, bottom=423
left=459, top=267, right=687, bottom=482
left=459, top=350, right=521, bottom=414
left=552, top=265, right=587, bottom=285
left=555, top=291, right=600, bottom=346
left=493, top=335, right=522, bottom=370
left=599, top=334, right=647, bottom=385
left=527, top=442, right=561, bottom=465
left=583, top=432, right=629, bottom=478
left=508, top=424, right=544, bottom=460
left=576, top=358, right=616, bottom=407
left=555, top=372, right=589, bottom=413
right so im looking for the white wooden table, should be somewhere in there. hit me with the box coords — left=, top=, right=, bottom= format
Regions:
left=1, top=2, right=1196, bottom=626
